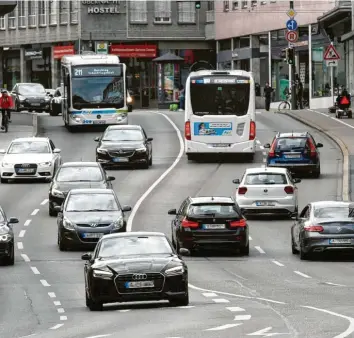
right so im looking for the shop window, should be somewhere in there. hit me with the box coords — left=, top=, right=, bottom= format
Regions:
left=154, top=1, right=171, bottom=23
left=28, top=0, right=37, bottom=27
left=49, top=0, right=57, bottom=25
left=18, top=0, right=26, bottom=28
left=38, top=1, right=47, bottom=26
left=232, top=1, right=239, bottom=10
left=59, top=0, right=68, bottom=25
left=223, top=1, right=230, bottom=11
left=0, top=16, right=5, bottom=30
left=8, top=10, right=16, bottom=29
left=178, top=1, right=196, bottom=23
left=240, top=36, right=250, bottom=48
left=70, top=0, right=78, bottom=24
left=130, top=1, right=147, bottom=23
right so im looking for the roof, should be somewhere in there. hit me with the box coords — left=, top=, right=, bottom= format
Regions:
left=311, top=201, right=351, bottom=208
left=276, top=132, right=308, bottom=138
left=102, top=232, right=166, bottom=240
left=106, top=124, right=142, bottom=130
left=11, top=137, right=49, bottom=143
left=69, top=188, right=113, bottom=195
left=244, top=167, right=288, bottom=174
left=189, top=196, right=234, bottom=204
left=61, top=161, right=100, bottom=167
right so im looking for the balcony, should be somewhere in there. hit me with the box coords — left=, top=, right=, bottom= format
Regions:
left=18, top=15, right=26, bottom=28
left=130, top=11, right=147, bottom=23
left=206, top=10, right=214, bottom=23
left=70, top=11, right=78, bottom=24
left=29, top=14, right=36, bottom=27
left=59, top=11, right=68, bottom=24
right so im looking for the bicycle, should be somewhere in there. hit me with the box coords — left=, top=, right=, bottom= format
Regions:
left=278, top=94, right=291, bottom=111
left=1, top=110, right=10, bottom=133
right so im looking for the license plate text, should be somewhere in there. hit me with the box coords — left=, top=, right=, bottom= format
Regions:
left=125, top=281, right=154, bottom=288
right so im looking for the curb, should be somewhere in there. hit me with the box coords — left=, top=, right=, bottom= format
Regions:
left=280, top=111, right=350, bottom=202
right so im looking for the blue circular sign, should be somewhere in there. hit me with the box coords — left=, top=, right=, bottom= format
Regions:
left=286, top=19, right=298, bottom=31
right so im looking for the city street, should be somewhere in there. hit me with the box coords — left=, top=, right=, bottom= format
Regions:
left=1, top=110, right=353, bottom=338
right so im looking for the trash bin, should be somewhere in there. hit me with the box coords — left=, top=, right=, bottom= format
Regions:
left=142, top=88, right=149, bottom=108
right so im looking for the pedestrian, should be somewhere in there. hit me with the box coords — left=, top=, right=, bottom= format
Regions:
left=297, top=80, right=304, bottom=109
left=0, top=89, right=13, bottom=130
left=178, top=84, right=185, bottom=111
left=263, top=82, right=273, bottom=111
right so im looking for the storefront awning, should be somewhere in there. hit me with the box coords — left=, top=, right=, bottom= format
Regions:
left=317, top=5, right=351, bottom=28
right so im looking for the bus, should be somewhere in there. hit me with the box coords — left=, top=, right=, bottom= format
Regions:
left=61, top=54, right=128, bottom=131
left=184, top=70, right=256, bottom=161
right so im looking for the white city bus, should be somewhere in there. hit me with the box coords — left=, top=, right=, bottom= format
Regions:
left=184, top=70, right=256, bottom=161
left=61, top=54, right=128, bottom=131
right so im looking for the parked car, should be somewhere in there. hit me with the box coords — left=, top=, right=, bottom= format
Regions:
left=49, top=87, right=63, bottom=116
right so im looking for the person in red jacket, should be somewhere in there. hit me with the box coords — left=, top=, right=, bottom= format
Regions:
left=0, top=89, right=13, bottom=129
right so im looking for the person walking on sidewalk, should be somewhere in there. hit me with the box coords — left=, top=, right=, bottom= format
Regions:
left=178, top=84, right=185, bottom=111
left=264, top=82, right=273, bottom=111
left=0, top=89, right=13, bottom=130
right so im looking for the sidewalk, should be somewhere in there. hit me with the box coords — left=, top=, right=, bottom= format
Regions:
left=0, top=125, right=34, bottom=150
left=279, top=109, right=352, bottom=201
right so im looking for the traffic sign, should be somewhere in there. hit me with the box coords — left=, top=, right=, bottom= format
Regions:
left=326, top=60, right=338, bottom=67
left=286, top=30, right=298, bottom=43
left=286, top=9, right=297, bottom=18
left=324, top=44, right=340, bottom=60
left=286, top=19, right=298, bottom=31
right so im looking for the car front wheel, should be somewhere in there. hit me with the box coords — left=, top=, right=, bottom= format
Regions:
left=169, top=289, right=189, bottom=307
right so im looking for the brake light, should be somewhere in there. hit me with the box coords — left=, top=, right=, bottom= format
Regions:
left=268, top=141, right=276, bottom=158
left=304, top=225, right=324, bottom=232
left=181, top=218, right=199, bottom=228
left=308, top=138, right=317, bottom=158
left=249, top=121, right=256, bottom=140
left=185, top=121, right=191, bottom=140
left=238, top=187, right=247, bottom=194
left=230, top=219, right=247, bottom=227
left=284, top=186, right=294, bottom=194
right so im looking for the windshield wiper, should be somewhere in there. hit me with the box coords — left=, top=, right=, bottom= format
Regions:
left=83, top=209, right=114, bottom=212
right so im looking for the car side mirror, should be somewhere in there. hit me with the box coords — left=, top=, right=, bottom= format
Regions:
left=168, top=208, right=177, bottom=215
left=122, top=205, right=132, bottom=212
left=81, top=253, right=92, bottom=261
left=263, top=143, right=271, bottom=148
left=107, top=176, right=115, bottom=181
left=293, top=178, right=301, bottom=183
left=232, top=179, right=240, bottom=184
left=316, top=143, right=323, bottom=148
left=147, top=137, right=153, bottom=142
left=291, top=214, right=299, bottom=220
left=53, top=148, right=61, bottom=153
left=0, top=149, right=5, bottom=154
left=48, top=94, right=53, bottom=98
left=179, top=248, right=190, bottom=256
left=9, top=217, right=19, bottom=224
left=54, top=205, right=62, bottom=212
left=94, top=137, right=100, bottom=142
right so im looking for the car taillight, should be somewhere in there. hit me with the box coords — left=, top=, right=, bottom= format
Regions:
left=308, top=138, right=317, bottom=157
left=185, top=121, right=191, bottom=140
left=238, top=187, right=247, bottom=194
left=268, top=142, right=276, bottom=158
left=284, top=186, right=294, bottom=194
left=181, top=218, right=199, bottom=228
left=230, top=219, right=247, bottom=227
left=304, top=225, right=324, bottom=232
left=249, top=121, right=256, bottom=140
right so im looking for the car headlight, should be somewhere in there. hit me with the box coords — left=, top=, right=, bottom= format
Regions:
left=165, top=266, right=185, bottom=276
left=111, top=216, right=124, bottom=229
left=18, top=95, right=26, bottom=102
left=127, top=96, right=132, bottom=103
left=1, top=162, right=11, bottom=167
left=136, top=147, right=147, bottom=153
left=51, top=188, right=64, bottom=197
left=39, top=162, right=52, bottom=166
left=93, top=269, right=113, bottom=279
left=63, top=217, right=74, bottom=230
left=0, top=234, right=11, bottom=241
left=97, top=148, right=107, bottom=154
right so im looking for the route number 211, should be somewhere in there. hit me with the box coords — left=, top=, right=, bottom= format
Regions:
left=74, top=68, right=83, bottom=76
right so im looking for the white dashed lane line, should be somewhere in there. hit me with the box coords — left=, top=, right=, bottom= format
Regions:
left=54, top=301, right=61, bottom=306
left=31, top=209, right=39, bottom=216
left=48, top=292, right=56, bottom=298
left=234, top=315, right=252, bottom=321
left=255, top=246, right=265, bottom=254
left=325, top=282, right=346, bottom=287
left=30, top=266, right=40, bottom=275
left=40, top=199, right=49, bottom=205
left=85, top=335, right=112, bottom=338
left=118, top=309, right=131, bottom=313
left=24, top=219, right=31, bottom=226
left=294, top=271, right=311, bottom=279
left=60, top=316, right=67, bottom=321
left=212, top=298, right=230, bottom=303
left=19, top=230, right=26, bottom=238
left=202, top=292, right=218, bottom=297
left=17, top=242, right=23, bottom=250
left=226, top=307, right=245, bottom=312
left=57, top=308, right=65, bottom=313
left=21, top=254, right=30, bottom=262
left=205, top=323, right=242, bottom=331
left=272, top=260, right=284, bottom=267
left=50, top=324, right=64, bottom=330
left=40, top=279, right=51, bottom=287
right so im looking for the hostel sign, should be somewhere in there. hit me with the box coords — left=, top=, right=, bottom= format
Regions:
left=82, top=0, right=123, bottom=14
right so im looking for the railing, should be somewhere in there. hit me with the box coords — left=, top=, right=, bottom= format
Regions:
left=59, top=11, right=68, bottom=24
left=18, top=15, right=26, bottom=27
left=178, top=11, right=196, bottom=23
left=49, top=12, right=57, bottom=25
left=8, top=16, right=16, bottom=29
left=206, top=10, right=215, bottom=23
left=39, top=13, right=46, bottom=26
left=70, top=11, right=78, bottom=23
left=154, top=11, right=171, bottom=22
left=29, top=14, right=36, bottom=27
left=130, top=11, right=147, bottom=23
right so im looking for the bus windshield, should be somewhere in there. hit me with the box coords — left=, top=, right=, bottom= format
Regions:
left=190, top=76, right=250, bottom=116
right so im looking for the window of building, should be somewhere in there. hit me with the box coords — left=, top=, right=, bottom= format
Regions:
left=251, top=0, right=257, bottom=7
left=154, top=1, right=171, bottom=23
left=242, top=1, right=248, bottom=8
left=232, top=1, right=239, bottom=10
left=207, top=1, right=214, bottom=10
left=28, top=0, right=37, bottom=27
left=0, top=16, right=6, bottom=30
left=59, top=0, right=68, bottom=24
left=18, top=0, right=26, bottom=28
left=38, top=1, right=47, bottom=26
left=223, top=1, right=230, bottom=11
left=240, top=36, right=250, bottom=48
left=130, top=0, right=147, bottom=23
left=8, top=9, right=16, bottom=29
left=178, top=1, right=196, bottom=23
left=49, top=0, right=57, bottom=25
left=70, top=0, right=79, bottom=24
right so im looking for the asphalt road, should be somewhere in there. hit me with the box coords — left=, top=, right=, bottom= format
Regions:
left=1, top=110, right=353, bottom=338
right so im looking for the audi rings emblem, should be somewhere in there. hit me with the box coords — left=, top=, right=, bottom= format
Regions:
left=132, top=273, right=147, bottom=280
left=22, top=164, right=30, bottom=167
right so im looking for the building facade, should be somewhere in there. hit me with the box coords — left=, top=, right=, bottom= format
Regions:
left=0, top=0, right=216, bottom=108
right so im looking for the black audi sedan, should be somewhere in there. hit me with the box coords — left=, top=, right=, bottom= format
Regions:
left=48, top=162, right=115, bottom=216
left=95, top=125, right=153, bottom=169
left=291, top=201, right=354, bottom=260
left=55, top=189, right=131, bottom=251
left=168, top=196, right=249, bottom=255
left=0, top=208, right=19, bottom=266
left=81, top=232, right=189, bottom=311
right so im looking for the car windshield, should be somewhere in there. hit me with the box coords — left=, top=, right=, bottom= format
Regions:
left=56, top=167, right=103, bottom=182
left=245, top=173, right=287, bottom=185
left=98, top=236, right=173, bottom=258
left=18, top=84, right=46, bottom=95
left=102, top=129, right=143, bottom=141
left=275, top=137, right=309, bottom=151
left=66, top=193, right=119, bottom=212
left=314, top=207, right=351, bottom=219
left=190, top=76, right=250, bottom=116
left=8, top=141, right=50, bottom=154
left=188, top=203, right=240, bottom=217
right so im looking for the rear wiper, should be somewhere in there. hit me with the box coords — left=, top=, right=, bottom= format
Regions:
left=202, top=213, right=216, bottom=217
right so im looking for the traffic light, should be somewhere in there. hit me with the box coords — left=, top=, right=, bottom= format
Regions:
left=195, top=1, right=201, bottom=9
left=287, top=48, right=294, bottom=65
left=280, top=49, right=287, bottom=61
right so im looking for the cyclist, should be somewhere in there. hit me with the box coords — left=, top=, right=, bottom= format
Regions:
left=0, top=89, right=13, bottom=130
left=336, top=88, right=351, bottom=110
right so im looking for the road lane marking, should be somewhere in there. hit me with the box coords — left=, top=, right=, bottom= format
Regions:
left=21, top=254, right=30, bottom=262
left=19, top=230, right=26, bottom=238
left=57, top=308, right=65, bottom=313
left=206, top=323, right=242, bottom=331
left=40, top=279, right=50, bottom=287
left=86, top=335, right=112, bottom=338
left=24, top=219, right=31, bottom=226
left=272, top=260, right=284, bottom=267
left=247, top=326, right=290, bottom=336
left=294, top=271, right=311, bottom=278
left=31, top=209, right=39, bottom=216
left=212, top=298, right=230, bottom=303
left=118, top=309, right=130, bottom=312
left=48, top=292, right=56, bottom=298
left=226, top=307, right=245, bottom=312
left=176, top=306, right=195, bottom=309
left=17, top=242, right=23, bottom=249
left=234, top=315, right=251, bottom=320
left=127, top=112, right=184, bottom=231
left=40, top=199, right=49, bottom=205
left=30, top=267, right=40, bottom=274
left=330, top=116, right=354, bottom=129
left=50, top=324, right=64, bottom=330
left=255, top=246, right=265, bottom=254
left=54, top=301, right=61, bottom=306
left=325, top=282, right=346, bottom=287
left=60, top=316, right=67, bottom=321
left=202, top=292, right=218, bottom=297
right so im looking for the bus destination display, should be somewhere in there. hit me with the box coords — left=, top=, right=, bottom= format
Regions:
left=190, top=77, right=250, bottom=84
left=72, top=66, right=122, bottom=77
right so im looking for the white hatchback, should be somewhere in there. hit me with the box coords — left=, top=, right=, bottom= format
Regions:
left=233, top=167, right=300, bottom=218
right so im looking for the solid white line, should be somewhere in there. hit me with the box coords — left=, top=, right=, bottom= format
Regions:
left=40, top=199, right=49, bottom=205
left=234, top=314, right=251, bottom=320
left=325, top=282, right=346, bottom=287
left=48, top=292, right=56, bottom=298
left=17, top=242, right=23, bottom=250
left=54, top=301, right=61, bottom=306
left=60, top=316, right=67, bottom=321
left=30, top=267, right=40, bottom=275
left=249, top=236, right=252, bottom=240
left=57, top=308, right=65, bottom=313
left=118, top=309, right=130, bottom=312
left=50, top=324, right=64, bottom=330
left=24, top=219, right=31, bottom=227
left=40, top=279, right=51, bottom=287
left=255, top=246, right=265, bottom=254
left=19, top=230, right=26, bottom=238
left=176, top=305, right=195, bottom=309
left=86, top=335, right=112, bottom=338
left=255, top=297, right=287, bottom=304
left=31, top=209, right=39, bottom=216
left=21, top=254, right=30, bottom=262
left=330, top=116, right=354, bottom=129
left=202, top=292, right=218, bottom=297
left=212, top=298, right=230, bottom=303
left=126, top=112, right=184, bottom=231
left=206, top=323, right=242, bottom=331
left=294, top=271, right=311, bottom=279
left=272, top=260, right=284, bottom=267
left=226, top=307, right=245, bottom=312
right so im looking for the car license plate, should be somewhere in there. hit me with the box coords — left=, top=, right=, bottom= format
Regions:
left=285, top=154, right=300, bottom=159
left=82, top=233, right=104, bottom=239
left=18, top=168, right=34, bottom=173
left=211, top=144, right=229, bottom=147
left=125, top=281, right=154, bottom=288
left=93, top=120, right=106, bottom=124
left=203, top=224, right=225, bottom=230
left=31, top=103, right=40, bottom=106
left=256, top=201, right=275, bottom=206
left=113, top=157, right=129, bottom=163
left=329, top=239, right=351, bottom=244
